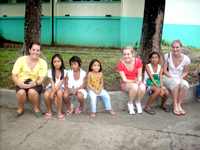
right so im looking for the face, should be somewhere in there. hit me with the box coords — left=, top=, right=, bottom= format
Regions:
left=91, top=61, right=100, bottom=72
left=172, top=42, right=182, bottom=55
left=123, top=49, right=133, bottom=62
left=70, top=61, right=79, bottom=71
left=53, top=57, right=62, bottom=69
left=150, top=54, right=159, bottom=64
left=29, top=44, right=41, bottom=59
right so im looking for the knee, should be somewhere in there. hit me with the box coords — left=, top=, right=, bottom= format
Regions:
left=17, top=90, right=26, bottom=97
left=165, top=90, right=169, bottom=96
left=131, top=84, right=139, bottom=91
left=77, top=92, right=84, bottom=100
left=154, top=88, right=161, bottom=95
left=63, top=91, right=69, bottom=99
left=43, top=91, right=49, bottom=99
left=28, top=89, right=38, bottom=97
left=57, top=90, right=63, bottom=98
left=139, top=84, right=146, bottom=92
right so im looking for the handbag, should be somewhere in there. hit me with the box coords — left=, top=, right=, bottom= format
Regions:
left=146, top=74, right=160, bottom=87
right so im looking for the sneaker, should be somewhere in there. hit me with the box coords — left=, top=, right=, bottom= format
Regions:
left=127, top=102, right=135, bottom=115
left=135, top=101, right=143, bottom=114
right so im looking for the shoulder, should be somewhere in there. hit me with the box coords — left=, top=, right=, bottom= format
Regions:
left=117, top=60, right=123, bottom=69
left=135, top=58, right=143, bottom=67
left=183, top=54, right=191, bottom=65
left=39, top=57, right=47, bottom=65
left=80, top=68, right=86, bottom=76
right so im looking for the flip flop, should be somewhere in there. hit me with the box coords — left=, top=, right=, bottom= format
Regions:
left=66, top=103, right=74, bottom=116
left=106, top=110, right=116, bottom=116
left=179, top=108, right=186, bottom=115
left=90, top=113, right=96, bottom=118
left=57, top=114, right=65, bottom=121
left=144, top=109, right=156, bottom=115
left=173, top=109, right=181, bottom=116
left=35, top=111, right=43, bottom=118
left=12, top=111, right=23, bottom=118
left=161, top=107, right=170, bottom=112
left=75, top=105, right=83, bottom=115
left=45, top=112, right=53, bottom=119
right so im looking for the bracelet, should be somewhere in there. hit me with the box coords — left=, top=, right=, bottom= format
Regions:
left=35, top=82, right=38, bottom=87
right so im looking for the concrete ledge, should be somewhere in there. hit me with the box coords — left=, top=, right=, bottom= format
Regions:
left=0, top=84, right=198, bottom=113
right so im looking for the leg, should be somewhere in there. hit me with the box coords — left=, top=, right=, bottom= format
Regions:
left=43, top=88, right=53, bottom=114
left=125, top=83, right=138, bottom=104
left=145, top=87, right=161, bottom=111
left=198, top=81, right=200, bottom=101
left=161, top=89, right=169, bottom=108
left=16, top=89, right=27, bottom=113
left=76, top=91, right=84, bottom=111
left=89, top=89, right=97, bottom=118
left=177, top=85, right=188, bottom=114
left=57, top=89, right=64, bottom=116
left=136, top=83, right=146, bottom=103
left=63, top=90, right=70, bottom=110
left=28, top=89, right=40, bottom=113
left=100, top=89, right=116, bottom=115
left=171, top=85, right=181, bottom=115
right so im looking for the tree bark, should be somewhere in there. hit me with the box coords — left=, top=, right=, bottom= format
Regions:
left=138, top=0, right=166, bottom=71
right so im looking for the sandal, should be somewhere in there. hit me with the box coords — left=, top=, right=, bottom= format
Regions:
left=179, top=108, right=186, bottom=115
left=35, top=111, right=43, bottom=118
left=90, top=113, right=96, bottom=118
left=161, top=106, right=170, bottom=112
left=173, top=108, right=180, bottom=116
left=45, top=112, right=53, bottom=119
left=66, top=103, right=74, bottom=116
left=12, top=111, right=23, bottom=118
left=75, top=105, right=83, bottom=115
left=144, top=109, right=156, bottom=115
left=106, top=110, right=116, bottom=116
left=57, top=114, right=65, bottom=121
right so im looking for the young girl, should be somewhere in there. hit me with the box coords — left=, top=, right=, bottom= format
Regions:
left=63, top=56, right=87, bottom=115
left=194, top=61, right=200, bottom=101
left=43, top=54, right=67, bottom=121
left=143, top=52, right=170, bottom=115
left=87, top=59, right=116, bottom=118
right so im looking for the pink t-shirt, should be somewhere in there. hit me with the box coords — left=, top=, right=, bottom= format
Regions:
left=117, top=58, right=143, bottom=84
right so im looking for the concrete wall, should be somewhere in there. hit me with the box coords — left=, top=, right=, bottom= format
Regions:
left=0, top=84, right=198, bottom=113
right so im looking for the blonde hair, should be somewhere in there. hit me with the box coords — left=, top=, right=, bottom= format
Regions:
left=122, top=45, right=134, bottom=54
left=172, top=39, right=183, bottom=47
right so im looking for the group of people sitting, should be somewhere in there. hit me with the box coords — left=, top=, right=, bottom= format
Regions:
left=11, top=39, right=200, bottom=120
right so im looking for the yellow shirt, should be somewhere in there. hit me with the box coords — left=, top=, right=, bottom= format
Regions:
left=12, top=56, right=47, bottom=82
left=89, top=74, right=103, bottom=90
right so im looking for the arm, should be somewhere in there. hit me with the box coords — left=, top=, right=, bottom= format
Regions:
left=97, top=73, right=104, bottom=94
left=179, top=65, right=190, bottom=80
left=163, top=58, right=173, bottom=78
left=28, top=76, right=45, bottom=88
left=136, top=67, right=143, bottom=85
left=159, top=66, right=164, bottom=89
left=194, top=61, right=200, bottom=76
left=64, top=75, right=73, bottom=95
left=12, top=73, right=28, bottom=89
left=146, top=65, right=159, bottom=88
left=118, top=71, right=135, bottom=83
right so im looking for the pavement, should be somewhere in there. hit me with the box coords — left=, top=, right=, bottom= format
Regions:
left=1, top=100, right=200, bottom=150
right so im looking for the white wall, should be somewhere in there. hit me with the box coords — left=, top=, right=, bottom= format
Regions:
left=164, top=0, right=200, bottom=25
left=56, top=3, right=121, bottom=17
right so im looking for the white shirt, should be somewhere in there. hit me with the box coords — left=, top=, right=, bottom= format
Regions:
left=143, top=63, right=161, bottom=84
left=163, top=52, right=190, bottom=78
left=46, top=69, right=67, bottom=89
left=67, top=68, right=86, bottom=88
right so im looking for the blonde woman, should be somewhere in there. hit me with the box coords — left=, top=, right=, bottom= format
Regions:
left=163, top=39, right=190, bottom=116
left=117, top=46, right=146, bottom=115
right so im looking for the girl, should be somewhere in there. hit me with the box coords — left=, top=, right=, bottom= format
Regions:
left=143, top=52, right=170, bottom=115
left=117, top=46, right=145, bottom=115
left=87, top=59, right=116, bottom=118
left=12, top=41, right=47, bottom=118
left=63, top=56, right=87, bottom=115
left=43, top=54, right=67, bottom=121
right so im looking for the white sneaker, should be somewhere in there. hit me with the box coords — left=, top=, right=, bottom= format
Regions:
left=135, top=101, right=143, bottom=114
left=127, top=103, right=135, bottom=115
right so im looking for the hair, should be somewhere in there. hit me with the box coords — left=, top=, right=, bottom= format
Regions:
left=88, top=59, right=102, bottom=72
left=149, top=51, right=160, bottom=59
left=122, top=45, right=134, bottom=54
left=172, top=39, right=183, bottom=47
left=51, top=54, right=65, bottom=83
left=29, top=41, right=42, bottom=50
left=69, top=56, right=82, bottom=67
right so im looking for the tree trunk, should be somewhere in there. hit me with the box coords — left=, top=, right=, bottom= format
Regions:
left=138, top=0, right=166, bottom=71
left=23, top=0, right=42, bottom=55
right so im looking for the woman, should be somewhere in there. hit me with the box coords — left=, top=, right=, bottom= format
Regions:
left=117, top=45, right=146, bottom=115
left=12, top=41, right=47, bottom=118
left=163, top=39, right=190, bottom=116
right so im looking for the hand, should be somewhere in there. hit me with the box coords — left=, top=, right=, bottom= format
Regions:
left=28, top=81, right=36, bottom=88
left=50, top=92, right=55, bottom=99
left=159, top=89, right=165, bottom=97
left=18, top=81, right=29, bottom=89
left=94, top=90, right=99, bottom=94
left=194, top=70, right=198, bottom=76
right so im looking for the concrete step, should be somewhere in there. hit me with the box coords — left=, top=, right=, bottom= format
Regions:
left=0, top=84, right=198, bottom=113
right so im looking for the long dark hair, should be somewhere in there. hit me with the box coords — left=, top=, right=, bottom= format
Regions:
left=88, top=59, right=102, bottom=72
left=51, top=54, right=65, bottom=82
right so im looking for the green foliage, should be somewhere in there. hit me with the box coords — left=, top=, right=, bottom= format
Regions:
left=161, top=39, right=171, bottom=46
